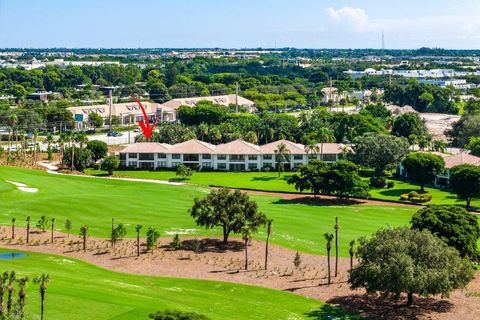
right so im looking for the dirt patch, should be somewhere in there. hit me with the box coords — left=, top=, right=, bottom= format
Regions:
left=1, top=226, right=479, bottom=319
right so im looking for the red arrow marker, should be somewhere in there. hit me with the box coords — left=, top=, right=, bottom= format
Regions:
left=132, top=96, right=159, bottom=141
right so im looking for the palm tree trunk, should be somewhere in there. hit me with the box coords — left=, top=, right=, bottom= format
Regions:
left=264, top=233, right=270, bottom=270
left=327, top=250, right=331, bottom=285
left=40, top=290, right=45, bottom=320
left=137, top=232, right=140, bottom=256
left=350, top=253, right=353, bottom=270
left=71, top=146, right=75, bottom=171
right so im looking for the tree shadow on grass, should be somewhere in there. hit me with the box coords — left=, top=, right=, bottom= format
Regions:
left=326, top=294, right=453, bottom=320
left=252, top=176, right=280, bottom=182
left=305, top=304, right=362, bottom=320
left=273, top=197, right=366, bottom=207
left=377, top=188, right=416, bottom=197
left=160, top=238, right=244, bottom=253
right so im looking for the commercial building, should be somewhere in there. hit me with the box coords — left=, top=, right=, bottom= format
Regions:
left=119, top=139, right=345, bottom=171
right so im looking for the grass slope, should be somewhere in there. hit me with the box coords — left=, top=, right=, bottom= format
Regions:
left=0, top=167, right=415, bottom=256
left=88, top=169, right=477, bottom=207
left=0, top=249, right=359, bottom=320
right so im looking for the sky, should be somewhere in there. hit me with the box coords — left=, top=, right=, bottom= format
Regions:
left=1, top=0, right=480, bottom=49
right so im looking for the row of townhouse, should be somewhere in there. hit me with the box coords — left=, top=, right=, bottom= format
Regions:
left=119, top=139, right=345, bottom=171
left=67, top=94, right=256, bottom=126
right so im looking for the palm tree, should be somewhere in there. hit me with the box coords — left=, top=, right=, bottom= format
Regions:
left=334, top=217, right=339, bottom=277
left=16, top=276, right=28, bottom=318
left=76, top=131, right=88, bottom=148
left=317, top=128, right=335, bottom=161
left=32, top=129, right=38, bottom=165
left=7, top=114, right=18, bottom=155
left=324, top=233, right=334, bottom=285
left=304, top=141, right=319, bottom=158
left=274, top=143, right=290, bottom=177
left=80, top=225, right=88, bottom=250
left=68, top=132, right=75, bottom=171
left=58, top=132, right=67, bottom=163
left=6, top=271, right=15, bottom=314
left=11, top=218, right=15, bottom=239
left=349, top=240, right=355, bottom=270
left=135, top=224, right=143, bottom=257
left=242, top=229, right=251, bottom=270
left=26, top=216, right=31, bottom=244
left=51, top=218, right=55, bottom=243
left=45, top=133, right=55, bottom=161
left=0, top=272, right=9, bottom=317
left=33, top=273, right=50, bottom=320
left=264, top=219, right=273, bottom=270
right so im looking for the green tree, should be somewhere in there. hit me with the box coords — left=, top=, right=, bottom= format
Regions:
left=411, top=205, right=480, bottom=259
left=465, top=136, right=480, bottom=157
left=64, top=219, right=72, bottom=236
left=349, top=227, right=474, bottom=306
left=80, top=225, right=88, bottom=250
left=320, top=160, right=370, bottom=199
left=353, top=133, right=409, bottom=176
left=101, top=155, right=120, bottom=175
left=62, top=146, right=94, bottom=172
left=392, top=112, right=429, bottom=144
left=33, top=273, right=50, bottom=320
left=88, top=112, right=104, bottom=130
left=450, top=164, right=480, bottom=208
left=401, top=152, right=445, bottom=191
left=348, top=240, right=355, bottom=270
left=6, top=271, right=15, bottom=315
left=0, top=272, right=8, bottom=317
left=36, top=215, right=49, bottom=232
left=16, top=276, right=28, bottom=319
left=274, top=143, right=290, bottom=177
left=135, top=224, right=143, bottom=256
left=287, top=160, right=326, bottom=198
left=146, top=226, right=160, bottom=253
left=86, top=140, right=108, bottom=162
left=147, top=79, right=171, bottom=103
left=176, top=164, right=193, bottom=180
left=111, top=223, right=127, bottom=247
left=190, top=189, right=267, bottom=244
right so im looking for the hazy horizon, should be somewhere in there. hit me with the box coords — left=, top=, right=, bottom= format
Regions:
left=1, top=0, right=480, bottom=49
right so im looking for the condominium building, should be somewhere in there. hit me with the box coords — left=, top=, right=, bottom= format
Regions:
left=119, top=139, right=344, bottom=171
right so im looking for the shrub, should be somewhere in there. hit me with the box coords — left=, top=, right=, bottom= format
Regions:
left=369, top=176, right=387, bottom=188
left=101, top=155, right=120, bottom=175
left=92, top=163, right=101, bottom=170
left=386, top=181, right=395, bottom=189
left=149, top=310, right=211, bottom=320
left=171, top=234, right=183, bottom=250
left=400, top=191, right=432, bottom=203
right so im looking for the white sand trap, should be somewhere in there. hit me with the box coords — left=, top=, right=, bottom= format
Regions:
left=5, top=180, right=39, bottom=193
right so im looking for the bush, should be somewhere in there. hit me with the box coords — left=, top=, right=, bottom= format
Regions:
left=369, top=176, right=387, bottom=188
left=101, top=155, right=120, bottom=175
left=386, top=181, right=395, bottom=189
left=149, top=310, right=210, bottom=320
left=400, top=191, right=432, bottom=203
left=170, top=234, right=183, bottom=250
left=86, top=140, right=108, bottom=161
left=92, top=163, right=101, bottom=170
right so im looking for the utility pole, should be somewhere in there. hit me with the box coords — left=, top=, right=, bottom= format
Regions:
left=108, top=89, right=113, bottom=134
left=235, top=82, right=239, bottom=113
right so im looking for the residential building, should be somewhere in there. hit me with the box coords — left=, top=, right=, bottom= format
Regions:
left=161, top=94, right=255, bottom=113
left=398, top=151, right=480, bottom=187
left=119, top=139, right=345, bottom=171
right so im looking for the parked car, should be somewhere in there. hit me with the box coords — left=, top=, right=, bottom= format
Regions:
left=133, top=128, right=141, bottom=133
left=107, top=131, right=123, bottom=137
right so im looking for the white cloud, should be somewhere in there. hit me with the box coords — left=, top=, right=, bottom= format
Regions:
left=326, top=6, right=373, bottom=32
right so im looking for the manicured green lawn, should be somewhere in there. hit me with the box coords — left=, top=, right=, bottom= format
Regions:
left=0, top=249, right=358, bottom=320
left=86, top=169, right=477, bottom=208
left=0, top=167, right=415, bottom=256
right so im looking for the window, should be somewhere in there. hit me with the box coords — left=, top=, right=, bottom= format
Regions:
left=157, top=153, right=166, bottom=159
left=183, top=154, right=199, bottom=162
left=139, top=162, right=154, bottom=169
left=157, top=161, right=167, bottom=168
left=139, top=153, right=154, bottom=161
left=322, top=154, right=337, bottom=162
left=127, top=161, right=137, bottom=167
left=248, top=155, right=258, bottom=161
left=171, top=154, right=181, bottom=159
left=248, top=163, right=257, bottom=170
left=171, top=162, right=180, bottom=167
left=217, top=163, right=227, bottom=170
left=294, top=154, right=303, bottom=160
left=202, top=154, right=211, bottom=160
left=119, top=153, right=126, bottom=160
left=308, top=154, right=317, bottom=160
left=128, top=153, right=138, bottom=159
left=217, top=154, right=227, bottom=161
left=202, top=162, right=212, bottom=169
left=263, top=154, right=273, bottom=160
left=229, top=155, right=245, bottom=162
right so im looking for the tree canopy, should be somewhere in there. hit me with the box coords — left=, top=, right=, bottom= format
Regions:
left=401, top=152, right=445, bottom=191
left=190, top=189, right=267, bottom=244
left=349, top=227, right=474, bottom=306
left=411, top=205, right=480, bottom=259
left=450, top=164, right=480, bottom=208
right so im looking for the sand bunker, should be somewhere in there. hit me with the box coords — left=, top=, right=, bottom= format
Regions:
left=5, top=180, right=38, bottom=193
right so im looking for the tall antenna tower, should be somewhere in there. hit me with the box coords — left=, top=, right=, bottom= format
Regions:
left=381, top=30, right=385, bottom=51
